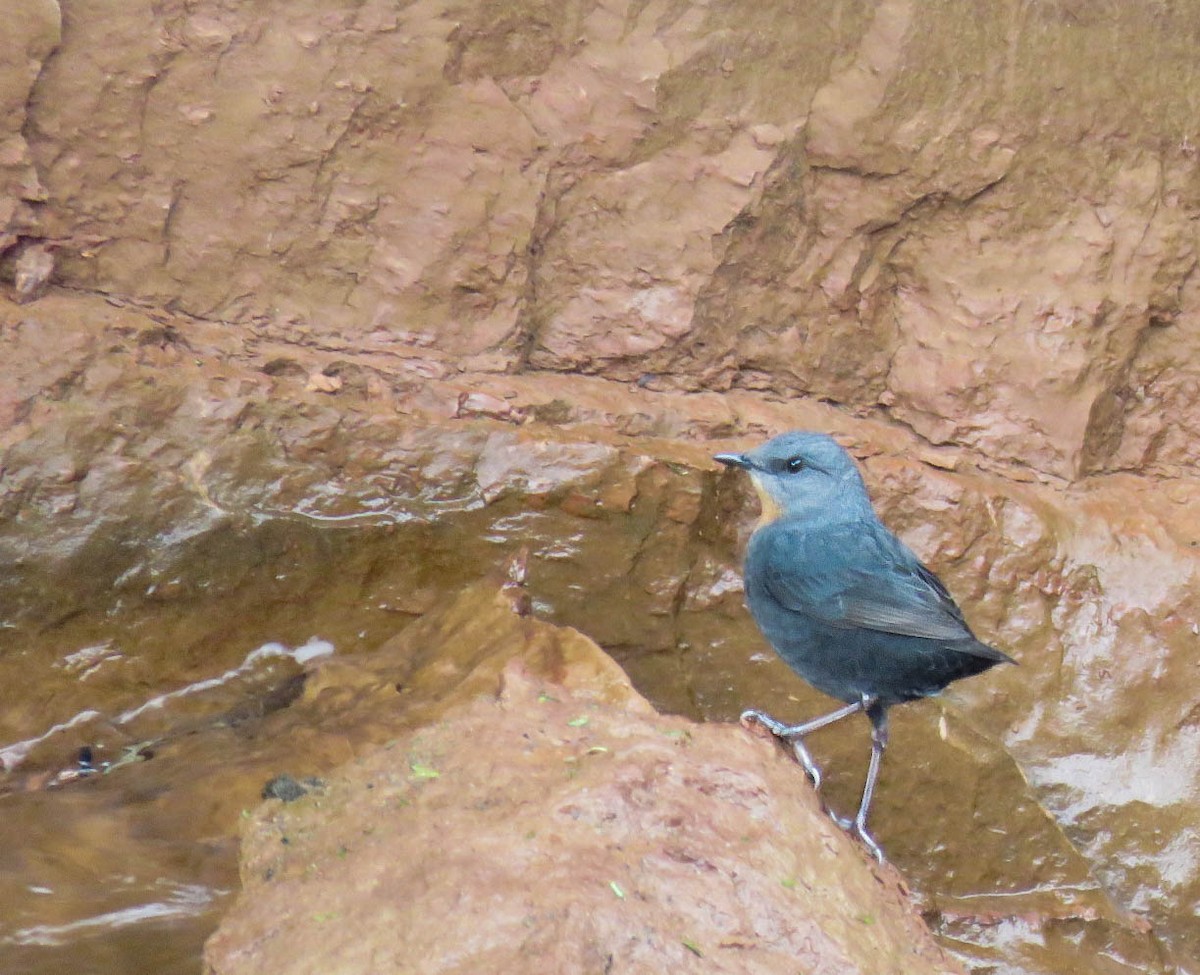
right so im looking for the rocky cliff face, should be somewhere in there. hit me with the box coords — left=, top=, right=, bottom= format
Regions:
left=0, top=0, right=58, bottom=266
left=9, top=0, right=1200, bottom=479
left=3, top=1, right=1200, bottom=974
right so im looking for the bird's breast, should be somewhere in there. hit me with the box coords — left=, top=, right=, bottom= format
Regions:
left=748, top=472, right=783, bottom=529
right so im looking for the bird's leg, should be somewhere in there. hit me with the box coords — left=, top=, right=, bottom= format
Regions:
left=846, top=701, right=889, bottom=863
left=740, top=699, right=866, bottom=791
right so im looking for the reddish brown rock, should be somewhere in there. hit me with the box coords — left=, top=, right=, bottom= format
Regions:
left=203, top=577, right=961, bottom=975
left=3, top=0, right=1200, bottom=971
left=0, top=289, right=1190, bottom=971
left=15, top=0, right=1200, bottom=478
left=0, top=0, right=59, bottom=256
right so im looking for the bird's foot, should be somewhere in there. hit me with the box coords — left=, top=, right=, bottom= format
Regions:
left=827, top=813, right=885, bottom=863
left=852, top=822, right=886, bottom=864
left=828, top=809, right=853, bottom=831
left=786, top=739, right=823, bottom=791
left=739, top=708, right=824, bottom=790
left=738, top=708, right=788, bottom=736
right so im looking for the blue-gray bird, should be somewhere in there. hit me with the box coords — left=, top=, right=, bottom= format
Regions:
left=715, top=431, right=1013, bottom=861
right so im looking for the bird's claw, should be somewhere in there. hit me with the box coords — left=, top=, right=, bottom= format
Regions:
left=739, top=708, right=787, bottom=737
left=827, top=814, right=885, bottom=863
left=851, top=822, right=886, bottom=864
left=829, top=810, right=854, bottom=831
left=739, top=708, right=824, bottom=790
left=740, top=709, right=885, bottom=861
left=788, top=739, right=823, bottom=791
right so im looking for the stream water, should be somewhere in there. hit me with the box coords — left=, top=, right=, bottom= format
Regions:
left=0, top=461, right=1192, bottom=974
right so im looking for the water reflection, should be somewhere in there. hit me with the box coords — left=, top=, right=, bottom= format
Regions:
left=6, top=881, right=221, bottom=948
left=0, top=456, right=1195, bottom=975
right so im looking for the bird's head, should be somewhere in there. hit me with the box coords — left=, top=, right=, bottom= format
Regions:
left=714, top=431, right=873, bottom=526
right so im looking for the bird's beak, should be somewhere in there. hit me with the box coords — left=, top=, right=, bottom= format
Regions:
left=714, top=452, right=752, bottom=471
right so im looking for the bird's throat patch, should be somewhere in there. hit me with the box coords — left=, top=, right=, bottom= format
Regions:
left=749, top=472, right=783, bottom=528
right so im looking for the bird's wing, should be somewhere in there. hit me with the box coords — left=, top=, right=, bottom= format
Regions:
left=757, top=518, right=976, bottom=643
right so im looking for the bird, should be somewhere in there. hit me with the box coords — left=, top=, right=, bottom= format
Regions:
left=714, top=431, right=1013, bottom=861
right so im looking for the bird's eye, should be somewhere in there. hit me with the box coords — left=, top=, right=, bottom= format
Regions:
left=785, top=456, right=805, bottom=473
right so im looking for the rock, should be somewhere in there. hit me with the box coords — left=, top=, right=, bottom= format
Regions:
left=2, top=0, right=1200, bottom=970
left=0, top=296, right=1190, bottom=969
left=260, top=774, right=316, bottom=803
left=303, top=371, right=342, bottom=394
left=12, top=240, right=55, bottom=302
left=17, top=0, right=1200, bottom=480
left=203, top=573, right=961, bottom=975
left=0, top=0, right=60, bottom=242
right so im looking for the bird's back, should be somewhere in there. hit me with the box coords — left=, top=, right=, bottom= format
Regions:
left=744, top=513, right=1011, bottom=707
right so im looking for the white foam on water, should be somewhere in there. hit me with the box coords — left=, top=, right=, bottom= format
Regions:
left=1, top=638, right=336, bottom=771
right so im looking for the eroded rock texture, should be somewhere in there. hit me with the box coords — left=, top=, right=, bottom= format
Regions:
left=0, top=0, right=59, bottom=252
left=4, top=1, right=1200, bottom=974
left=202, top=575, right=962, bottom=975
left=7, top=0, right=1197, bottom=478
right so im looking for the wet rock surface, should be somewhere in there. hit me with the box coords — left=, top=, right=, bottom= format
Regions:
left=0, top=0, right=58, bottom=256
left=204, top=574, right=961, bottom=975
left=4, top=0, right=1200, bottom=973
left=9, top=0, right=1200, bottom=480
left=1, top=288, right=1199, bottom=973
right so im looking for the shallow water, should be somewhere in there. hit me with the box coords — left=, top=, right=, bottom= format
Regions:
left=0, top=461, right=1193, bottom=974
